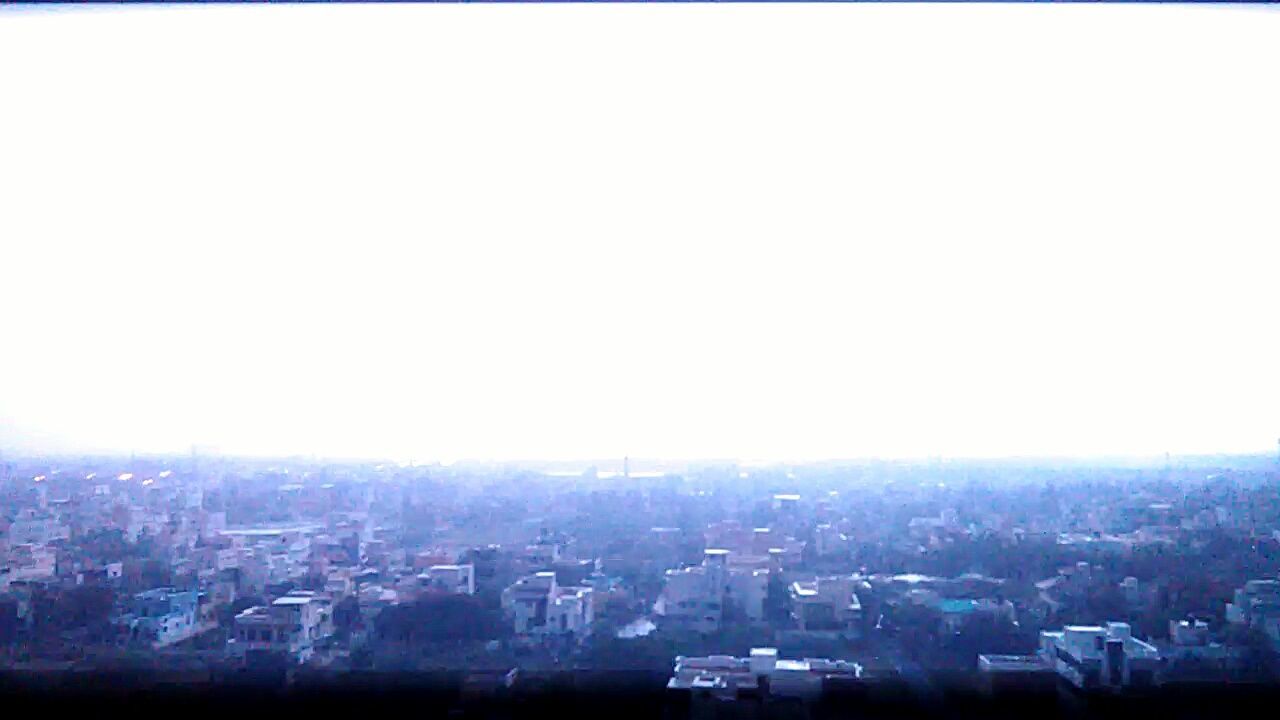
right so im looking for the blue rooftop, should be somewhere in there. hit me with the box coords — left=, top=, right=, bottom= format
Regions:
left=939, top=599, right=979, bottom=614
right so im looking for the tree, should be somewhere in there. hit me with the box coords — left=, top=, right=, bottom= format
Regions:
left=0, top=598, right=19, bottom=646
left=29, top=585, right=118, bottom=648
left=375, top=591, right=505, bottom=647
left=585, top=628, right=680, bottom=672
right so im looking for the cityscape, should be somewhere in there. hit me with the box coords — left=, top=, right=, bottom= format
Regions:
left=4, top=4, right=1279, bottom=719
left=3, top=451, right=1280, bottom=717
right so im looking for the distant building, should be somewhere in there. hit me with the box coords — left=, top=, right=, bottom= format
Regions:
left=1169, top=618, right=1210, bottom=647
left=1159, top=618, right=1243, bottom=683
left=420, top=563, right=476, bottom=595
left=667, top=647, right=861, bottom=705
left=813, top=523, right=848, bottom=558
left=979, top=621, right=1163, bottom=693
left=501, top=571, right=594, bottom=641
left=1039, top=622, right=1162, bottom=690
left=0, top=544, right=57, bottom=589
left=655, top=549, right=768, bottom=634
left=6, top=510, right=68, bottom=546
left=229, top=590, right=334, bottom=664
left=772, top=495, right=801, bottom=512
left=788, top=575, right=862, bottom=638
left=119, top=588, right=202, bottom=649
left=977, top=654, right=1056, bottom=695
left=1226, top=578, right=1280, bottom=649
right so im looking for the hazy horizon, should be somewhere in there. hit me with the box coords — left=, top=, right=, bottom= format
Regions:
left=2, top=4, right=1278, bottom=463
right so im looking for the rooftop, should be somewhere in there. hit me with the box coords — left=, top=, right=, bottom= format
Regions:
left=979, top=654, right=1052, bottom=673
left=939, top=599, right=979, bottom=614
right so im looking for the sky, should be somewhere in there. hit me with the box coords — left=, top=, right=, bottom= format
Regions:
left=1, top=4, right=1278, bottom=463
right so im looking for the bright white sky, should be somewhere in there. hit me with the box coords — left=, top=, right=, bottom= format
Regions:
left=1, top=4, right=1278, bottom=463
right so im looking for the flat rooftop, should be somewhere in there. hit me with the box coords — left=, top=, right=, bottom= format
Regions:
left=979, top=654, right=1051, bottom=672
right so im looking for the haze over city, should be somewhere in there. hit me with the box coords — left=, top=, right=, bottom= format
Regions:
left=5, top=7, right=1280, bottom=719
left=2, top=4, right=1278, bottom=463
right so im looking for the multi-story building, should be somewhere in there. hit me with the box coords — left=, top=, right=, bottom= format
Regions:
left=1226, top=578, right=1280, bottom=648
left=0, top=544, right=57, bottom=590
left=977, top=654, right=1056, bottom=695
left=501, top=571, right=594, bottom=641
left=1038, top=622, right=1162, bottom=690
left=1158, top=618, right=1244, bottom=683
left=667, top=647, right=862, bottom=705
left=228, top=590, right=334, bottom=664
left=6, top=510, right=69, bottom=546
left=421, top=563, right=476, bottom=595
left=119, top=588, right=202, bottom=649
left=655, top=549, right=769, bottom=634
left=788, top=575, right=862, bottom=637
left=979, top=621, right=1163, bottom=693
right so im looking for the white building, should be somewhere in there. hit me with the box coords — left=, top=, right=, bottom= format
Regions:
left=420, top=564, right=476, bottom=595
left=788, top=575, right=862, bottom=637
left=120, top=588, right=203, bottom=649
left=668, top=647, right=861, bottom=703
left=1039, top=622, right=1162, bottom=690
left=1226, top=578, right=1280, bottom=646
left=655, top=549, right=769, bottom=634
left=501, top=571, right=594, bottom=640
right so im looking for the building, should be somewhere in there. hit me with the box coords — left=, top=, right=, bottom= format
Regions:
left=420, top=564, right=476, bottom=595
left=813, top=523, right=848, bottom=559
left=0, top=544, right=57, bottom=590
left=1169, top=618, right=1210, bottom=647
left=788, top=575, right=862, bottom=638
left=119, top=588, right=202, bottom=649
left=501, top=571, right=594, bottom=641
left=1158, top=618, right=1241, bottom=683
left=6, top=510, right=69, bottom=546
left=772, top=495, right=801, bottom=512
left=229, top=590, right=334, bottom=664
left=935, top=596, right=1016, bottom=635
left=668, top=647, right=862, bottom=705
left=1226, top=578, right=1280, bottom=648
left=1038, top=622, right=1162, bottom=690
left=977, top=654, right=1056, bottom=695
left=655, top=549, right=769, bottom=634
